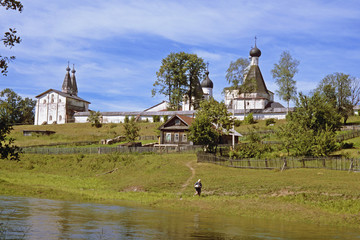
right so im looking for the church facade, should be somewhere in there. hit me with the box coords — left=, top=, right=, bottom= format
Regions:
left=34, top=65, right=90, bottom=125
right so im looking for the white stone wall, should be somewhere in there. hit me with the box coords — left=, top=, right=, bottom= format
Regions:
left=233, top=112, right=287, bottom=120
left=234, top=99, right=268, bottom=110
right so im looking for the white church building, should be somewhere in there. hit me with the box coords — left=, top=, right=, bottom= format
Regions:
left=34, top=65, right=90, bottom=125
left=224, top=42, right=287, bottom=120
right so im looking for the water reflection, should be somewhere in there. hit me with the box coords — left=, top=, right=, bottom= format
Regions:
left=0, top=195, right=360, bottom=239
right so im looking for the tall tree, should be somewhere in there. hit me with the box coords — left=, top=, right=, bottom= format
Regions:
left=316, top=72, right=355, bottom=124
left=224, top=57, right=253, bottom=117
left=225, top=57, right=250, bottom=89
left=271, top=51, right=299, bottom=113
left=0, top=88, right=36, bottom=124
left=278, top=92, right=341, bottom=156
left=152, top=52, right=206, bottom=110
left=189, top=98, right=234, bottom=153
left=1, top=0, right=23, bottom=76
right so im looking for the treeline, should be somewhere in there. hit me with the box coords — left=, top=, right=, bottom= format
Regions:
left=0, top=88, right=36, bottom=125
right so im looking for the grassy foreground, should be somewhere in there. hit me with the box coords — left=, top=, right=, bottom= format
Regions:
left=1, top=153, right=360, bottom=228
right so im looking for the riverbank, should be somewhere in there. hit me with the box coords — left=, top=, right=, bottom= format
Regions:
left=1, top=153, right=360, bottom=228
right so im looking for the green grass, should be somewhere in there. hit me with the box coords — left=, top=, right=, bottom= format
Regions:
left=2, top=153, right=360, bottom=228
left=10, top=122, right=162, bottom=147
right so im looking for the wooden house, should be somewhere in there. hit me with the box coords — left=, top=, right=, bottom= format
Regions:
left=158, top=114, right=242, bottom=145
left=158, top=115, right=194, bottom=145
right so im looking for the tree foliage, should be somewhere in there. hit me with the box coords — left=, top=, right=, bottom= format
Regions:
left=316, top=72, right=357, bottom=124
left=225, top=57, right=250, bottom=88
left=1, top=0, right=23, bottom=76
left=189, top=98, right=234, bottom=152
left=0, top=88, right=36, bottom=124
left=87, top=111, right=102, bottom=128
left=123, top=118, right=140, bottom=142
left=277, top=92, right=341, bottom=156
left=271, top=51, right=299, bottom=111
left=0, top=116, right=20, bottom=160
left=152, top=52, right=206, bottom=110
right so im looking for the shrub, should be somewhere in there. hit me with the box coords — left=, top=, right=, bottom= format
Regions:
left=234, top=119, right=242, bottom=127
left=244, top=113, right=255, bottom=124
left=153, top=115, right=160, bottom=122
left=265, top=118, right=276, bottom=126
left=341, top=142, right=354, bottom=149
left=163, top=115, right=168, bottom=122
left=87, top=111, right=102, bottom=128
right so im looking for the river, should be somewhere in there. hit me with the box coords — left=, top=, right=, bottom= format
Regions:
left=0, top=195, right=359, bottom=239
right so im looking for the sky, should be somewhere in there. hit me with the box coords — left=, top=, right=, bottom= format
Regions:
left=1, top=0, right=360, bottom=112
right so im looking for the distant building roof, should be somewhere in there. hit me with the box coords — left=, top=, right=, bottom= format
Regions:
left=143, top=100, right=169, bottom=112
left=35, top=89, right=90, bottom=104
left=265, top=101, right=285, bottom=108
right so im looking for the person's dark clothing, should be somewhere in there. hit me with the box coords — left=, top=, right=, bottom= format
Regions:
left=194, top=181, right=202, bottom=196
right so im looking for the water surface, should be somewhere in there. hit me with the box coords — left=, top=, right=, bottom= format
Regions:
left=0, top=195, right=359, bottom=239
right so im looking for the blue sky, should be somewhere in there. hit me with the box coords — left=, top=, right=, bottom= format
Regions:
left=1, top=0, right=360, bottom=111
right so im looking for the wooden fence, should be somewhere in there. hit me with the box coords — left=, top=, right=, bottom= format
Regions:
left=336, top=129, right=360, bottom=142
left=22, top=145, right=201, bottom=155
left=197, top=153, right=360, bottom=171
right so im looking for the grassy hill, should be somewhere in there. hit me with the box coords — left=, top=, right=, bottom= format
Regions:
left=10, top=122, right=162, bottom=147
left=1, top=152, right=360, bottom=228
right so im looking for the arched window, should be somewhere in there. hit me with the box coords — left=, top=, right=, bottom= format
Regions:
left=59, top=115, right=62, bottom=121
left=43, top=99, right=46, bottom=104
left=49, top=116, right=52, bottom=121
left=51, top=94, right=55, bottom=103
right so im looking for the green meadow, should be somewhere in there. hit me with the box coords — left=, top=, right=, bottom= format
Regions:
left=1, top=152, right=360, bottom=228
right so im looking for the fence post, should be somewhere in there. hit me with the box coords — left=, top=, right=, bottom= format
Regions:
left=265, top=158, right=268, bottom=168
left=348, top=159, right=354, bottom=173
left=281, top=159, right=287, bottom=172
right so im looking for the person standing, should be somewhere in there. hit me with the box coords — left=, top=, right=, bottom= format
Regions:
left=194, top=179, right=202, bottom=196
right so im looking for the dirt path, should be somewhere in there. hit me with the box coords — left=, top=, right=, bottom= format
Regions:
left=178, top=161, right=196, bottom=196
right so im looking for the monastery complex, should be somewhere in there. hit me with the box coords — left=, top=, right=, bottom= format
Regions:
left=34, top=44, right=288, bottom=125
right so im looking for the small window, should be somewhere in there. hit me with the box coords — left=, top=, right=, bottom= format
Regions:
left=247, top=102, right=250, bottom=106
left=59, top=115, right=62, bottom=121
left=165, top=133, right=172, bottom=143
left=43, top=99, right=46, bottom=104
left=51, top=94, right=54, bottom=103
left=49, top=115, right=52, bottom=121
left=59, top=98, right=61, bottom=103
left=182, top=133, right=187, bottom=142
left=174, top=133, right=179, bottom=142
left=175, top=119, right=180, bottom=126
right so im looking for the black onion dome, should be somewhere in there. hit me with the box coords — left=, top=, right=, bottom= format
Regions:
left=250, top=46, right=261, bottom=57
left=201, top=71, right=213, bottom=88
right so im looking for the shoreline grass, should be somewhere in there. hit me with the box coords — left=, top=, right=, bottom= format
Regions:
left=1, top=153, right=360, bottom=229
